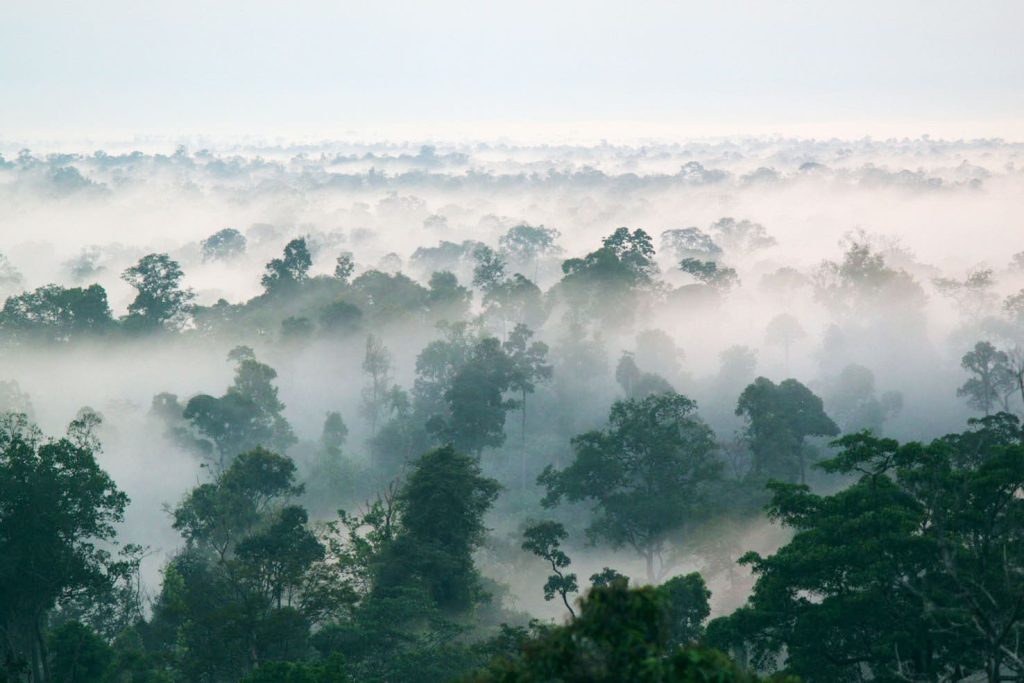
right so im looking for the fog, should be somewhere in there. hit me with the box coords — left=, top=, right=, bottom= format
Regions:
left=1, top=135, right=1023, bottom=677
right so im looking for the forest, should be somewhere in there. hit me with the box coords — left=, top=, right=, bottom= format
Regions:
left=1, top=137, right=1024, bottom=682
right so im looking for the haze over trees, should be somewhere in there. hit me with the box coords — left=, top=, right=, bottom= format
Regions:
left=0, top=138, right=1022, bottom=681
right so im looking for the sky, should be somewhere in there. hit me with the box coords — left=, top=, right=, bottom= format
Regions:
left=1, top=0, right=1022, bottom=142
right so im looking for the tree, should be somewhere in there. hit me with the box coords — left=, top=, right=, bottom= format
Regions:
left=122, top=253, right=195, bottom=332
left=360, top=335, right=393, bottom=441
left=0, top=253, right=24, bottom=294
left=47, top=621, right=114, bottom=683
left=201, top=228, right=247, bottom=262
left=413, top=321, right=480, bottom=420
left=0, top=284, right=115, bottom=343
left=736, top=378, right=839, bottom=483
left=556, top=228, right=658, bottom=329
left=540, top=393, right=721, bottom=582
left=635, top=329, right=685, bottom=386
left=710, top=217, right=776, bottom=253
left=333, top=252, right=355, bottom=284
left=615, top=352, right=642, bottom=397
left=659, top=573, right=711, bottom=648
left=0, top=413, right=129, bottom=683
left=958, top=341, right=1013, bottom=415
left=374, top=445, right=501, bottom=612
left=763, top=314, right=805, bottom=369
left=521, top=521, right=578, bottom=618
left=502, top=323, right=552, bottom=447
left=262, top=238, right=312, bottom=294
left=1004, top=289, right=1024, bottom=327
left=660, top=227, right=722, bottom=262
left=615, top=351, right=674, bottom=399
left=182, top=348, right=296, bottom=466
left=465, top=580, right=785, bottom=682
left=471, top=245, right=507, bottom=293
left=349, top=270, right=429, bottom=323
left=434, top=337, right=520, bottom=456
left=426, top=271, right=472, bottom=322
left=934, top=268, right=998, bottom=317
left=709, top=416, right=1024, bottom=683
left=240, top=653, right=350, bottom=683
left=481, top=273, right=546, bottom=331
left=319, top=300, right=362, bottom=334
left=321, top=411, right=348, bottom=464
left=498, top=224, right=563, bottom=278
left=825, top=364, right=902, bottom=434
left=812, top=238, right=925, bottom=316
left=679, top=258, right=739, bottom=292
left=158, top=448, right=331, bottom=681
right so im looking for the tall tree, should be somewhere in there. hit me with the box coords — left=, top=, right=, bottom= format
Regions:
left=540, top=393, right=721, bottom=582
left=502, top=323, right=552, bottom=446
left=201, top=228, right=247, bottom=262
left=467, top=580, right=779, bottom=682
left=763, top=314, right=805, bottom=370
left=122, top=253, right=195, bottom=332
left=374, top=445, right=501, bottom=613
left=736, top=377, right=839, bottom=483
left=0, top=413, right=129, bottom=683
left=0, top=284, right=114, bottom=343
left=497, top=224, right=563, bottom=279
left=433, top=337, right=519, bottom=456
left=556, top=227, right=658, bottom=329
left=182, top=348, right=296, bottom=466
left=156, top=448, right=332, bottom=681
left=262, top=238, right=312, bottom=295
left=709, top=415, right=1024, bottom=683
left=957, top=341, right=1013, bottom=415
left=360, top=334, right=393, bottom=441
left=521, top=521, right=578, bottom=619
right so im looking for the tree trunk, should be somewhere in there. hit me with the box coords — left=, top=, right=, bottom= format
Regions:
left=33, top=616, right=49, bottom=683
left=521, top=389, right=528, bottom=490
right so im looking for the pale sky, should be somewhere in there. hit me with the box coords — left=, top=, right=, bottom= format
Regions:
left=2, top=0, right=1022, bottom=141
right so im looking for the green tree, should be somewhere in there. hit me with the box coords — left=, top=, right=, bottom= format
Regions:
left=502, top=323, right=552, bottom=447
left=262, top=238, right=312, bottom=294
left=122, top=253, right=195, bottom=332
left=333, top=252, right=355, bottom=284
left=679, top=258, right=740, bottom=292
left=957, top=341, right=1014, bottom=415
left=0, top=284, right=115, bottom=343
left=659, top=573, right=711, bottom=648
left=660, top=227, right=722, bottom=262
left=157, top=448, right=330, bottom=681
left=498, top=224, right=563, bottom=278
left=433, top=337, right=520, bottom=456
left=465, top=580, right=788, bottom=682
left=0, top=413, right=128, bottom=683
left=47, top=622, right=113, bottom=683
left=825, top=364, right=902, bottom=434
left=555, top=227, right=658, bottom=328
left=708, top=415, right=1024, bottom=683
left=763, top=314, right=805, bottom=369
left=360, top=334, right=393, bottom=440
left=201, top=228, right=247, bottom=262
left=239, top=653, right=350, bottom=683
left=521, top=521, right=578, bottom=618
left=426, top=270, right=472, bottom=322
left=374, top=445, right=501, bottom=612
left=736, top=378, right=839, bottom=483
left=472, top=245, right=507, bottom=294
left=183, top=348, right=296, bottom=466
left=540, top=393, right=720, bottom=582
left=413, top=321, right=480, bottom=418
